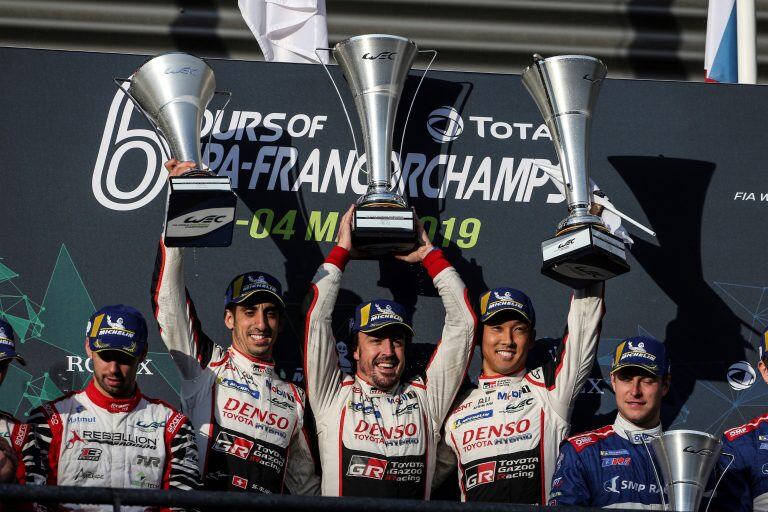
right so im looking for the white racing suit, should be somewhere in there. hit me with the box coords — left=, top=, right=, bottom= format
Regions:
left=304, top=246, right=476, bottom=498
left=437, top=283, right=604, bottom=504
left=23, top=381, right=200, bottom=512
left=151, top=239, right=319, bottom=494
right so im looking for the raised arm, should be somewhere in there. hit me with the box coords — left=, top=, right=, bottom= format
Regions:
left=22, top=405, right=56, bottom=487
left=303, top=207, right=353, bottom=416
left=391, top=226, right=475, bottom=426
left=151, top=238, right=218, bottom=380
left=525, top=282, right=605, bottom=420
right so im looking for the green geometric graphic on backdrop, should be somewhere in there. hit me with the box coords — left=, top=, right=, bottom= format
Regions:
left=0, top=261, right=19, bottom=283
left=23, top=373, right=64, bottom=415
left=0, top=246, right=183, bottom=415
left=38, top=245, right=95, bottom=355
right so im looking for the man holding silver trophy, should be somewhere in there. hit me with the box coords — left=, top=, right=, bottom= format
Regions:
left=433, top=54, right=620, bottom=505
left=129, top=51, right=319, bottom=495
left=303, top=34, right=476, bottom=498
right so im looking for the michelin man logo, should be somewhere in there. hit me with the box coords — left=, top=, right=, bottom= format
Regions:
left=0, top=327, right=6, bottom=339
left=426, top=106, right=464, bottom=143
left=376, top=304, right=394, bottom=315
left=494, top=291, right=512, bottom=301
left=627, top=341, right=646, bottom=353
left=106, top=316, right=125, bottom=329
left=249, top=275, right=267, bottom=284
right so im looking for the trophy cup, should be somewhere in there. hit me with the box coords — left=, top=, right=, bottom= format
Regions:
left=645, top=430, right=728, bottom=511
left=328, top=35, right=421, bottom=255
left=115, top=52, right=236, bottom=247
left=522, top=55, right=630, bottom=288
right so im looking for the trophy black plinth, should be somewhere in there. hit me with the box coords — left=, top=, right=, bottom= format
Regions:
left=352, top=206, right=418, bottom=256
left=164, top=176, right=237, bottom=247
left=541, top=225, right=629, bottom=289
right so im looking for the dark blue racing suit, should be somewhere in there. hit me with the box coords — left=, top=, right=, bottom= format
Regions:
left=714, top=413, right=768, bottom=512
left=548, top=414, right=665, bottom=509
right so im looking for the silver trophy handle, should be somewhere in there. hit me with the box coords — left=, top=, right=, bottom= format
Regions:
left=641, top=432, right=668, bottom=511
left=113, top=77, right=171, bottom=161
left=397, top=49, right=437, bottom=167
left=316, top=47, right=362, bottom=170
left=704, top=452, right=734, bottom=512
left=203, top=90, right=232, bottom=173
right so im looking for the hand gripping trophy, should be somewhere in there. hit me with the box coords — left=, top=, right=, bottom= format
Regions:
left=522, top=55, right=631, bottom=288
left=320, top=35, right=433, bottom=256
left=115, top=52, right=236, bottom=247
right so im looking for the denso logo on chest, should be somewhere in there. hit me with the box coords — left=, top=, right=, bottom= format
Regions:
left=352, top=419, right=418, bottom=446
left=461, top=419, right=532, bottom=452
left=221, top=397, right=289, bottom=430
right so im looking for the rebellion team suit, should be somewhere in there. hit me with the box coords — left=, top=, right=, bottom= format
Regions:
left=0, top=318, right=28, bottom=483
left=152, top=240, right=319, bottom=494
left=714, top=413, right=768, bottom=511
left=437, top=283, right=604, bottom=504
left=547, top=414, right=665, bottom=509
left=23, top=381, right=200, bottom=511
left=0, top=411, right=27, bottom=483
left=304, top=247, right=477, bottom=498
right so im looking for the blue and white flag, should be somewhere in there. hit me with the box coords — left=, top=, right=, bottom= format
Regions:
left=705, top=0, right=738, bottom=82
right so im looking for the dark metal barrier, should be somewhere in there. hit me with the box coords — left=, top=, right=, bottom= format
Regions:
left=0, top=484, right=621, bottom=511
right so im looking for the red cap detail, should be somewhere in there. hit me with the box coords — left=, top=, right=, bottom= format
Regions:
left=325, top=246, right=351, bottom=271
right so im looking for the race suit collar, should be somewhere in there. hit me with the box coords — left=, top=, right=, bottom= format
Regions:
left=613, top=413, right=662, bottom=444
left=229, top=346, right=275, bottom=374
left=85, top=380, right=142, bottom=413
left=354, top=373, right=401, bottom=396
left=477, top=369, right=526, bottom=389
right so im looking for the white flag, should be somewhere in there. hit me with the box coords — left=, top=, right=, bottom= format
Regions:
left=238, top=0, right=329, bottom=64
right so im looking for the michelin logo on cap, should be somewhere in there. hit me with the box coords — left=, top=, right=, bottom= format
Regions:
left=370, top=304, right=403, bottom=324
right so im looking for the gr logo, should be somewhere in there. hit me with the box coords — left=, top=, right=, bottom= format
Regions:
left=426, top=106, right=464, bottom=143
left=465, top=461, right=496, bottom=490
left=346, top=455, right=387, bottom=480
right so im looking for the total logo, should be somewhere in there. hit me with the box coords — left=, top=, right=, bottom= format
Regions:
left=727, top=361, right=756, bottom=390
left=425, top=106, right=550, bottom=144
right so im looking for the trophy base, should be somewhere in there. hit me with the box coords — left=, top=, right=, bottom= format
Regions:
left=164, top=177, right=237, bottom=247
left=352, top=206, right=418, bottom=257
left=541, top=225, right=629, bottom=288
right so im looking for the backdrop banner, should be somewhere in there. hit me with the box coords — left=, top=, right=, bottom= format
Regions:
left=0, top=47, right=766, bottom=444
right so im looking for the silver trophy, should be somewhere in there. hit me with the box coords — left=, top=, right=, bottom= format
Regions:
left=522, top=54, right=629, bottom=288
left=325, top=34, right=423, bottom=255
left=646, top=430, right=728, bottom=511
left=115, top=52, right=236, bottom=247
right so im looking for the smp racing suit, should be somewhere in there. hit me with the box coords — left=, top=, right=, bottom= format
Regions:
left=714, top=413, right=768, bottom=512
left=547, top=415, right=665, bottom=509
left=0, top=410, right=27, bottom=483
left=152, top=240, right=319, bottom=494
left=304, top=247, right=476, bottom=498
left=437, top=283, right=604, bottom=503
left=23, top=381, right=200, bottom=511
